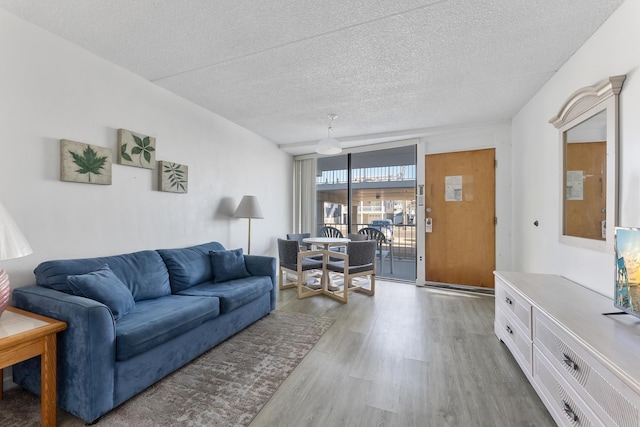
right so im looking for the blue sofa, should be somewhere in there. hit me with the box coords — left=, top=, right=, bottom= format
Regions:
left=11, top=241, right=276, bottom=424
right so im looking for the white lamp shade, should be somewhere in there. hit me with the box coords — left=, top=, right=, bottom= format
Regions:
left=234, top=196, right=264, bottom=219
left=316, top=137, right=342, bottom=155
left=0, top=202, right=32, bottom=261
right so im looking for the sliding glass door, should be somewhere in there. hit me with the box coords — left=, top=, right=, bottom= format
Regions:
left=316, top=154, right=349, bottom=236
left=315, top=146, right=416, bottom=281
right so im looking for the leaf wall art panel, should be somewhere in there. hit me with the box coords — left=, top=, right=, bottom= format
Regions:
left=158, top=160, right=188, bottom=193
left=117, top=128, right=156, bottom=169
left=60, top=139, right=112, bottom=185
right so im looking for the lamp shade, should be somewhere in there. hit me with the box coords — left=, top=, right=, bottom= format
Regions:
left=234, top=196, right=264, bottom=219
left=0, top=202, right=32, bottom=317
left=316, top=137, right=342, bottom=155
left=0, top=202, right=32, bottom=261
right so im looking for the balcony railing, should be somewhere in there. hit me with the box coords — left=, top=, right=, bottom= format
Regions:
left=318, top=165, right=416, bottom=185
left=358, top=205, right=386, bottom=213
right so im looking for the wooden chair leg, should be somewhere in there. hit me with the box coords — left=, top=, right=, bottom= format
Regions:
left=279, top=266, right=299, bottom=290
left=278, top=267, right=286, bottom=290
left=297, top=269, right=323, bottom=299
left=352, top=273, right=375, bottom=296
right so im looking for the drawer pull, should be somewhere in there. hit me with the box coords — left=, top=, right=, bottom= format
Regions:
left=505, top=297, right=513, bottom=305
left=562, top=400, right=578, bottom=422
left=506, top=325, right=513, bottom=335
left=562, top=353, right=578, bottom=371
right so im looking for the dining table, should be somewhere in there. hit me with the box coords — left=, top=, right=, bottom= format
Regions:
left=302, top=237, right=350, bottom=293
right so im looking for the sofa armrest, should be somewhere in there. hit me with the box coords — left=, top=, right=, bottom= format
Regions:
left=244, top=255, right=277, bottom=310
left=12, top=285, right=116, bottom=424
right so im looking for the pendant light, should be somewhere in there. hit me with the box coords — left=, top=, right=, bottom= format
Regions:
left=315, top=114, right=341, bottom=155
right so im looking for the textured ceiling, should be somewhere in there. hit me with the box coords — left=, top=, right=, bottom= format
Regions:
left=0, top=0, right=625, bottom=155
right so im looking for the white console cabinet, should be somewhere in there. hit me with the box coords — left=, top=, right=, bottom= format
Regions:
left=495, top=272, right=640, bottom=427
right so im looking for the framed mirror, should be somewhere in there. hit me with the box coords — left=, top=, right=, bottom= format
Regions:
left=550, top=75, right=625, bottom=252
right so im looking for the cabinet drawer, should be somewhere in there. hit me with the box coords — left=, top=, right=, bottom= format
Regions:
left=495, top=276, right=532, bottom=338
left=534, top=311, right=640, bottom=427
left=496, top=307, right=532, bottom=375
left=533, top=347, right=602, bottom=427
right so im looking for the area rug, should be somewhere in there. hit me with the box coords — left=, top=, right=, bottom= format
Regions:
left=0, top=311, right=334, bottom=427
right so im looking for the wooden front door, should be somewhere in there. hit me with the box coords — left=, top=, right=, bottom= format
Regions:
left=424, top=149, right=495, bottom=288
left=564, top=141, right=606, bottom=240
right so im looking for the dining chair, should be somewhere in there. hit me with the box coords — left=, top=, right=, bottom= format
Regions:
left=286, top=232, right=312, bottom=250
left=277, top=238, right=323, bottom=291
left=347, top=233, right=367, bottom=241
left=358, top=227, right=394, bottom=274
left=324, top=240, right=377, bottom=303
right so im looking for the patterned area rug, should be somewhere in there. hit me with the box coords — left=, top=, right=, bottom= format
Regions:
left=0, top=311, right=334, bottom=427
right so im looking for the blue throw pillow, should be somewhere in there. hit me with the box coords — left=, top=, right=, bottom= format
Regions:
left=210, top=248, right=251, bottom=283
left=67, top=264, right=135, bottom=320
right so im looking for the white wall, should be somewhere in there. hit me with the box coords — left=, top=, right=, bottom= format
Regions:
left=0, top=10, right=292, bottom=289
left=511, top=0, right=640, bottom=296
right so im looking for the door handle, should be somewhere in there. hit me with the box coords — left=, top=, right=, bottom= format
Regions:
left=562, top=353, right=578, bottom=371
left=562, top=401, right=578, bottom=422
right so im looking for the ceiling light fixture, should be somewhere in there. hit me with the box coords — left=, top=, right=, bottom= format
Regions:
left=315, top=114, right=341, bottom=155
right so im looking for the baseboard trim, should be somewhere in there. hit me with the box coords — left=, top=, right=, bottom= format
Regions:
left=418, top=281, right=495, bottom=295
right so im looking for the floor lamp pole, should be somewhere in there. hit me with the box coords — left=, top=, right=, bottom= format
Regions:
left=247, top=217, right=252, bottom=255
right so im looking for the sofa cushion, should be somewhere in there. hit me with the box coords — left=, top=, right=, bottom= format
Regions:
left=34, top=250, right=171, bottom=302
left=210, top=248, right=251, bottom=283
left=176, top=276, right=272, bottom=313
left=157, top=241, right=226, bottom=293
left=115, top=295, right=220, bottom=361
left=67, top=264, right=135, bottom=320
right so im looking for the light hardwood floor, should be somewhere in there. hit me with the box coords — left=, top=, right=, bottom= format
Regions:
left=250, top=280, right=555, bottom=427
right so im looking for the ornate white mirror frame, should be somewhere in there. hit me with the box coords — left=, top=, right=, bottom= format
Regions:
left=549, top=75, right=625, bottom=253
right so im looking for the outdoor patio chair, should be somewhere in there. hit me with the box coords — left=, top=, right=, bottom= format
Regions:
left=319, top=226, right=346, bottom=253
left=358, top=227, right=394, bottom=274
left=319, top=226, right=343, bottom=238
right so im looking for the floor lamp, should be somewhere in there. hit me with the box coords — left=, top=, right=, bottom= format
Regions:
left=234, top=195, right=263, bottom=255
left=0, top=202, right=33, bottom=316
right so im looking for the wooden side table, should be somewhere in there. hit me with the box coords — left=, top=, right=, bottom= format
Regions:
left=0, top=306, right=67, bottom=427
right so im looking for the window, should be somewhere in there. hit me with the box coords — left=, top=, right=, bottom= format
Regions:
left=315, top=146, right=416, bottom=280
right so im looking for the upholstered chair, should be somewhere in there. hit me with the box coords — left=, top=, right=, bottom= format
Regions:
left=286, top=233, right=312, bottom=250
left=358, top=227, right=394, bottom=274
left=324, top=240, right=377, bottom=303
left=277, top=238, right=323, bottom=291
left=347, top=233, right=367, bottom=241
